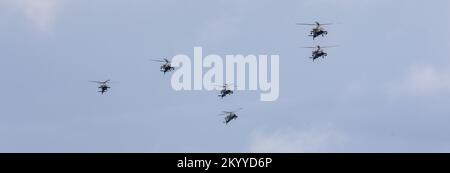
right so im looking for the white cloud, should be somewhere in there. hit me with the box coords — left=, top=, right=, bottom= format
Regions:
left=408, top=66, right=450, bottom=94
left=249, top=126, right=348, bottom=153
left=387, top=65, right=450, bottom=96
left=302, top=0, right=380, bottom=9
left=1, top=0, right=63, bottom=31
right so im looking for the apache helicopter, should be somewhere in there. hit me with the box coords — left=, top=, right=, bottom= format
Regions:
left=89, top=80, right=112, bottom=95
left=219, top=108, right=243, bottom=125
left=151, top=58, right=175, bottom=74
left=215, top=83, right=234, bottom=99
left=297, top=22, right=332, bottom=40
left=302, top=45, right=338, bottom=61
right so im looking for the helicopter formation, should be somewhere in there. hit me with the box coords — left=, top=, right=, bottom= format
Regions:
left=89, top=21, right=337, bottom=124
left=297, top=21, right=338, bottom=62
left=89, top=58, right=242, bottom=124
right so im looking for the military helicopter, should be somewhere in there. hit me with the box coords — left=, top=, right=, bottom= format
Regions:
left=89, top=80, right=112, bottom=95
left=151, top=58, right=175, bottom=74
left=215, top=83, right=234, bottom=99
left=302, top=45, right=338, bottom=61
left=219, top=108, right=243, bottom=124
left=297, top=22, right=332, bottom=40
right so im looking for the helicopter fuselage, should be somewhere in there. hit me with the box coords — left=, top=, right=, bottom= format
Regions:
left=219, top=89, right=233, bottom=98
left=98, top=84, right=110, bottom=94
left=310, top=28, right=328, bottom=39
left=311, top=50, right=327, bottom=61
left=224, top=114, right=238, bottom=124
left=160, top=64, right=175, bottom=74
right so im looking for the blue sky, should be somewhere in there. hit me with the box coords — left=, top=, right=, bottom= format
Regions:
left=0, top=0, right=450, bottom=152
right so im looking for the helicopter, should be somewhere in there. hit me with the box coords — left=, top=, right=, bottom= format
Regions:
left=302, top=45, right=338, bottom=61
left=89, top=80, right=112, bottom=95
left=215, top=83, right=234, bottom=99
left=219, top=108, right=243, bottom=124
left=151, top=58, right=175, bottom=74
left=297, top=22, right=332, bottom=40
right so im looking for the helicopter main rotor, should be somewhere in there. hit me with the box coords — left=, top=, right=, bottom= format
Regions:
left=219, top=108, right=243, bottom=115
left=151, top=58, right=171, bottom=63
left=296, top=21, right=333, bottom=27
left=89, top=80, right=111, bottom=85
left=302, top=45, right=339, bottom=49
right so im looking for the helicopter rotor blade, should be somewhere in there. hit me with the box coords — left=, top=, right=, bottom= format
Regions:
left=150, top=59, right=166, bottom=63
left=88, top=81, right=103, bottom=84
left=296, top=23, right=316, bottom=26
left=89, top=79, right=115, bottom=84
left=213, top=85, right=226, bottom=90
left=297, top=22, right=334, bottom=26
left=213, top=83, right=234, bottom=87
left=213, top=86, right=224, bottom=90
left=218, top=112, right=230, bottom=116
left=223, top=83, right=234, bottom=88
left=321, top=45, right=339, bottom=48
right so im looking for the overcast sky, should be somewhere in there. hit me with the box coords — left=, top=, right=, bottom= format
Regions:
left=1, top=0, right=450, bottom=152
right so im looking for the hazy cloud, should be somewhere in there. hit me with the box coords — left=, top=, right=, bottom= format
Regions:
left=1, top=0, right=63, bottom=31
left=387, top=65, right=450, bottom=96
left=249, top=126, right=348, bottom=153
left=302, top=0, right=380, bottom=9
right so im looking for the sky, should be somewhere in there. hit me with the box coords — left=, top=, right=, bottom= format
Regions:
left=0, top=0, right=450, bottom=153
